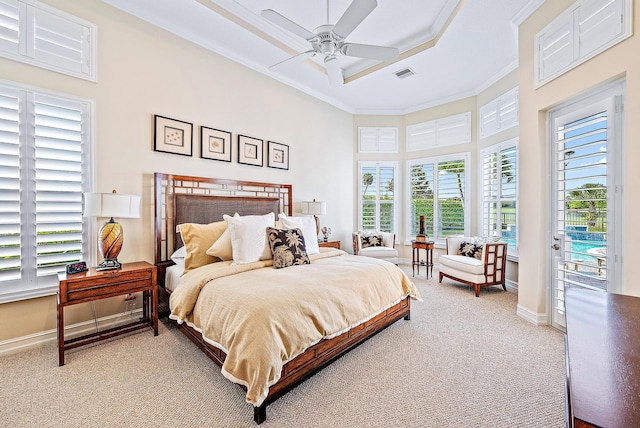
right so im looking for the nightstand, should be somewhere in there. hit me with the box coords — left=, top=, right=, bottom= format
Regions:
left=319, top=240, right=341, bottom=250
left=57, top=261, right=158, bottom=366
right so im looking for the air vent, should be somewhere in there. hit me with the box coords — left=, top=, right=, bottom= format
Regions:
left=394, top=68, right=415, bottom=79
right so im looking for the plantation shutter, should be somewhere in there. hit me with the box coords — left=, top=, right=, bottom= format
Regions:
left=33, top=94, right=84, bottom=276
left=407, top=113, right=471, bottom=151
left=408, top=162, right=435, bottom=238
left=358, top=127, right=398, bottom=153
left=536, top=0, right=630, bottom=87
left=0, top=87, right=21, bottom=282
left=481, top=151, right=499, bottom=238
left=436, top=159, right=465, bottom=238
left=360, top=165, right=377, bottom=229
left=0, top=82, right=91, bottom=302
left=0, top=0, right=20, bottom=55
left=378, top=165, right=394, bottom=232
left=0, top=0, right=95, bottom=81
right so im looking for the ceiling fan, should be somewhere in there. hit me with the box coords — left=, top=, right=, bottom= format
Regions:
left=261, top=0, right=399, bottom=86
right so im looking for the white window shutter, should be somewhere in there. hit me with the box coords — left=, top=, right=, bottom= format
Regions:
left=537, top=13, right=574, bottom=83
left=407, top=112, right=471, bottom=151
left=358, top=127, right=398, bottom=153
left=0, top=87, right=21, bottom=282
left=407, top=121, right=436, bottom=152
left=0, top=0, right=21, bottom=55
left=536, top=0, right=630, bottom=87
left=0, top=0, right=96, bottom=81
left=30, top=6, right=90, bottom=77
left=33, top=94, right=85, bottom=276
left=577, top=0, right=623, bottom=56
left=480, top=87, right=519, bottom=139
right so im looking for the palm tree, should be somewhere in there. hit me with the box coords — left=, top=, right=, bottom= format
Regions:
left=362, top=173, right=373, bottom=197
left=567, top=183, right=607, bottom=227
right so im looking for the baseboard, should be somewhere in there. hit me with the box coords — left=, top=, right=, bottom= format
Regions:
left=516, top=304, right=548, bottom=325
left=0, top=308, right=144, bottom=357
left=505, top=279, right=518, bottom=290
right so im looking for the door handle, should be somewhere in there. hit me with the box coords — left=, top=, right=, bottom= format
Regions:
left=552, top=244, right=560, bottom=250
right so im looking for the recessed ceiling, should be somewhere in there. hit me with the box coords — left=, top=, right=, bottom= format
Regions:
left=102, top=0, right=542, bottom=114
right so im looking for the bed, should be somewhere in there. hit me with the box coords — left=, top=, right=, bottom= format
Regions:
left=154, top=172, right=418, bottom=424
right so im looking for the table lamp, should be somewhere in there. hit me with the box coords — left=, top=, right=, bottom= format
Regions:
left=83, top=190, right=141, bottom=270
left=301, top=199, right=327, bottom=235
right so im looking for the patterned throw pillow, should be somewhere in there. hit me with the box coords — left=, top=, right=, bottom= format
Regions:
left=267, top=227, right=310, bottom=269
left=458, top=241, right=483, bottom=259
left=361, top=235, right=384, bottom=249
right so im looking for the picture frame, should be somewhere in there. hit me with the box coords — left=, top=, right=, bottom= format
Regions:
left=267, top=141, right=289, bottom=170
left=154, top=115, right=193, bottom=157
left=238, top=135, right=264, bottom=167
left=201, top=126, right=232, bottom=162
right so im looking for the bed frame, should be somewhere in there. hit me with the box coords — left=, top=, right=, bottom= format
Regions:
left=153, top=172, right=411, bottom=424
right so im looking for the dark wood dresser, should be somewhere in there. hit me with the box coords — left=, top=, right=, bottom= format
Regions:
left=565, top=287, right=640, bottom=428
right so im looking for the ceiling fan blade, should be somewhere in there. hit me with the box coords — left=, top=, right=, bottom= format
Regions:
left=341, top=43, right=399, bottom=61
left=261, top=9, right=316, bottom=41
left=324, top=56, right=343, bottom=86
left=332, top=0, right=377, bottom=39
left=269, top=50, right=316, bottom=69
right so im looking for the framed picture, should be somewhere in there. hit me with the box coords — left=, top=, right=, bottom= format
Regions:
left=154, top=115, right=193, bottom=157
left=201, top=126, right=231, bottom=162
left=238, top=135, right=263, bottom=167
left=267, top=141, right=289, bottom=170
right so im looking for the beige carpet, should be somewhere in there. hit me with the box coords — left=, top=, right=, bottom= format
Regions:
left=0, top=267, right=565, bottom=427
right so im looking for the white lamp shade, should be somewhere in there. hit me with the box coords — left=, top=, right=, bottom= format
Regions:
left=83, top=192, right=141, bottom=219
left=301, top=200, right=327, bottom=216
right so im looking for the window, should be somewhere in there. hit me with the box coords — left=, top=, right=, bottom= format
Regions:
left=535, top=0, right=631, bottom=88
left=358, top=161, right=397, bottom=234
left=406, top=154, right=470, bottom=244
left=358, top=127, right=398, bottom=153
left=0, top=81, right=93, bottom=303
left=0, top=0, right=97, bottom=81
left=406, top=112, right=471, bottom=152
left=480, top=139, right=518, bottom=257
left=479, top=87, right=519, bottom=139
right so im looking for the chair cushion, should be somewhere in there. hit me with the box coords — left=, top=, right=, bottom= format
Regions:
left=439, top=254, right=484, bottom=275
left=359, top=247, right=398, bottom=259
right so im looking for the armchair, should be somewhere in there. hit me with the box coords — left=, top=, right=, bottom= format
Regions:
left=438, top=236, right=507, bottom=297
left=352, top=231, right=398, bottom=264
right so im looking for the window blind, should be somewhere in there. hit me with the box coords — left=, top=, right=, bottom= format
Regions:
left=0, top=82, right=91, bottom=302
left=0, top=0, right=96, bottom=81
left=407, top=112, right=471, bottom=152
left=406, top=154, right=469, bottom=243
left=0, top=87, right=21, bottom=282
left=535, top=0, right=630, bottom=87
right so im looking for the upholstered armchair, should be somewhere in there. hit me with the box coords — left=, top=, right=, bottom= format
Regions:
left=352, top=231, right=398, bottom=264
left=438, top=236, right=507, bottom=297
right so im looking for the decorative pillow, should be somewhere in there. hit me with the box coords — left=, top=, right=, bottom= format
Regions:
left=267, top=227, right=310, bottom=269
left=458, top=241, right=483, bottom=259
left=179, top=220, right=228, bottom=273
left=279, top=213, right=320, bottom=255
left=361, top=235, right=384, bottom=249
left=205, top=226, right=234, bottom=261
left=224, top=212, right=275, bottom=264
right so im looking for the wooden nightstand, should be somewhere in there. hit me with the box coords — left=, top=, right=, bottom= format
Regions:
left=319, top=240, right=341, bottom=250
left=57, top=261, right=158, bottom=366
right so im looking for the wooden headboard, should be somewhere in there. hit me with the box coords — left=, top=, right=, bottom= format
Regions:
left=154, top=172, right=293, bottom=278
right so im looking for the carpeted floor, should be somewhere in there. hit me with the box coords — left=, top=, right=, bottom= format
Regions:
left=0, top=266, right=565, bottom=427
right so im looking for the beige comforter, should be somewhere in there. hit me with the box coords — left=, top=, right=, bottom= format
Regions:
left=169, top=249, right=420, bottom=406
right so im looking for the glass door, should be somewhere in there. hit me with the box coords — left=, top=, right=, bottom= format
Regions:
left=549, top=83, right=624, bottom=329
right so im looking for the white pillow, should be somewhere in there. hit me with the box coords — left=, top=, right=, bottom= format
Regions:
left=279, top=214, right=319, bottom=255
left=170, top=246, right=186, bottom=262
left=224, top=212, right=275, bottom=264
